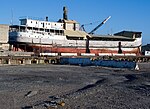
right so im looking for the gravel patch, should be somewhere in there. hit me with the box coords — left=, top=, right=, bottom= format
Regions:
left=0, top=64, right=149, bottom=109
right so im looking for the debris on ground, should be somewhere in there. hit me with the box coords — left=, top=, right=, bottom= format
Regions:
left=24, top=91, right=38, bottom=97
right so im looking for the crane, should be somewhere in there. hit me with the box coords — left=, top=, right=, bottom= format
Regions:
left=88, top=16, right=111, bottom=34
left=80, top=23, right=93, bottom=32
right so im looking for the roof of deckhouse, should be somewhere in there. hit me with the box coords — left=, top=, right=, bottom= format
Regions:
left=114, top=31, right=142, bottom=35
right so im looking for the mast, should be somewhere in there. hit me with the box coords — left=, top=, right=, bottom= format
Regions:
left=11, top=9, right=14, bottom=25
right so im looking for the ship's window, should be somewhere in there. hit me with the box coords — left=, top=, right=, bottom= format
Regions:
left=55, top=24, right=56, bottom=26
left=45, top=29, right=49, bottom=32
left=33, top=27, right=38, bottom=31
left=135, top=34, right=141, bottom=38
left=50, top=29, right=54, bottom=33
left=40, top=28, right=44, bottom=31
left=20, top=26, right=26, bottom=32
left=36, top=22, right=37, bottom=24
left=55, top=30, right=59, bottom=35
left=31, top=21, right=32, bottom=23
left=21, top=20, right=27, bottom=25
left=27, top=27, right=32, bottom=30
left=59, top=30, right=64, bottom=35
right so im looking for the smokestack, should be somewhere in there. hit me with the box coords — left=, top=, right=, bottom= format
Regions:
left=63, top=6, right=68, bottom=20
left=46, top=16, right=48, bottom=21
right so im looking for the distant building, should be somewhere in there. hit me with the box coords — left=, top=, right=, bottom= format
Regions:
left=0, top=24, right=9, bottom=50
left=141, top=44, right=150, bottom=55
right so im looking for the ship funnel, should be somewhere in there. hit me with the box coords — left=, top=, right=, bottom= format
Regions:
left=46, top=16, right=48, bottom=21
left=63, top=6, right=68, bottom=20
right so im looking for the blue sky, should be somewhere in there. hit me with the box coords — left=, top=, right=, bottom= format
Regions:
left=0, top=0, right=150, bottom=45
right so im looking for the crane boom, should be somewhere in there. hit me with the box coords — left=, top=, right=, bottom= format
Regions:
left=89, top=16, right=111, bottom=34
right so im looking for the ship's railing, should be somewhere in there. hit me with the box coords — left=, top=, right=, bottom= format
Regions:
left=19, top=16, right=45, bottom=21
left=9, top=25, right=26, bottom=32
left=9, top=25, right=64, bottom=36
left=26, top=29, right=64, bottom=36
left=19, top=16, right=56, bottom=22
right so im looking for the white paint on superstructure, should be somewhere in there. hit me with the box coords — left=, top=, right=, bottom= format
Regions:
left=20, top=19, right=63, bottom=30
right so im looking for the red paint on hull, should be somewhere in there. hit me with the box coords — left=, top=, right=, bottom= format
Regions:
left=12, top=44, right=141, bottom=55
left=49, top=47, right=139, bottom=54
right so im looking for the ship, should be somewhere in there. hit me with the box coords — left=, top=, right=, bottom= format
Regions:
left=9, top=7, right=142, bottom=56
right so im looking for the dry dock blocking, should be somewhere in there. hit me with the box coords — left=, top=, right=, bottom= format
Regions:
left=0, top=51, right=150, bottom=69
left=0, top=53, right=150, bottom=70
